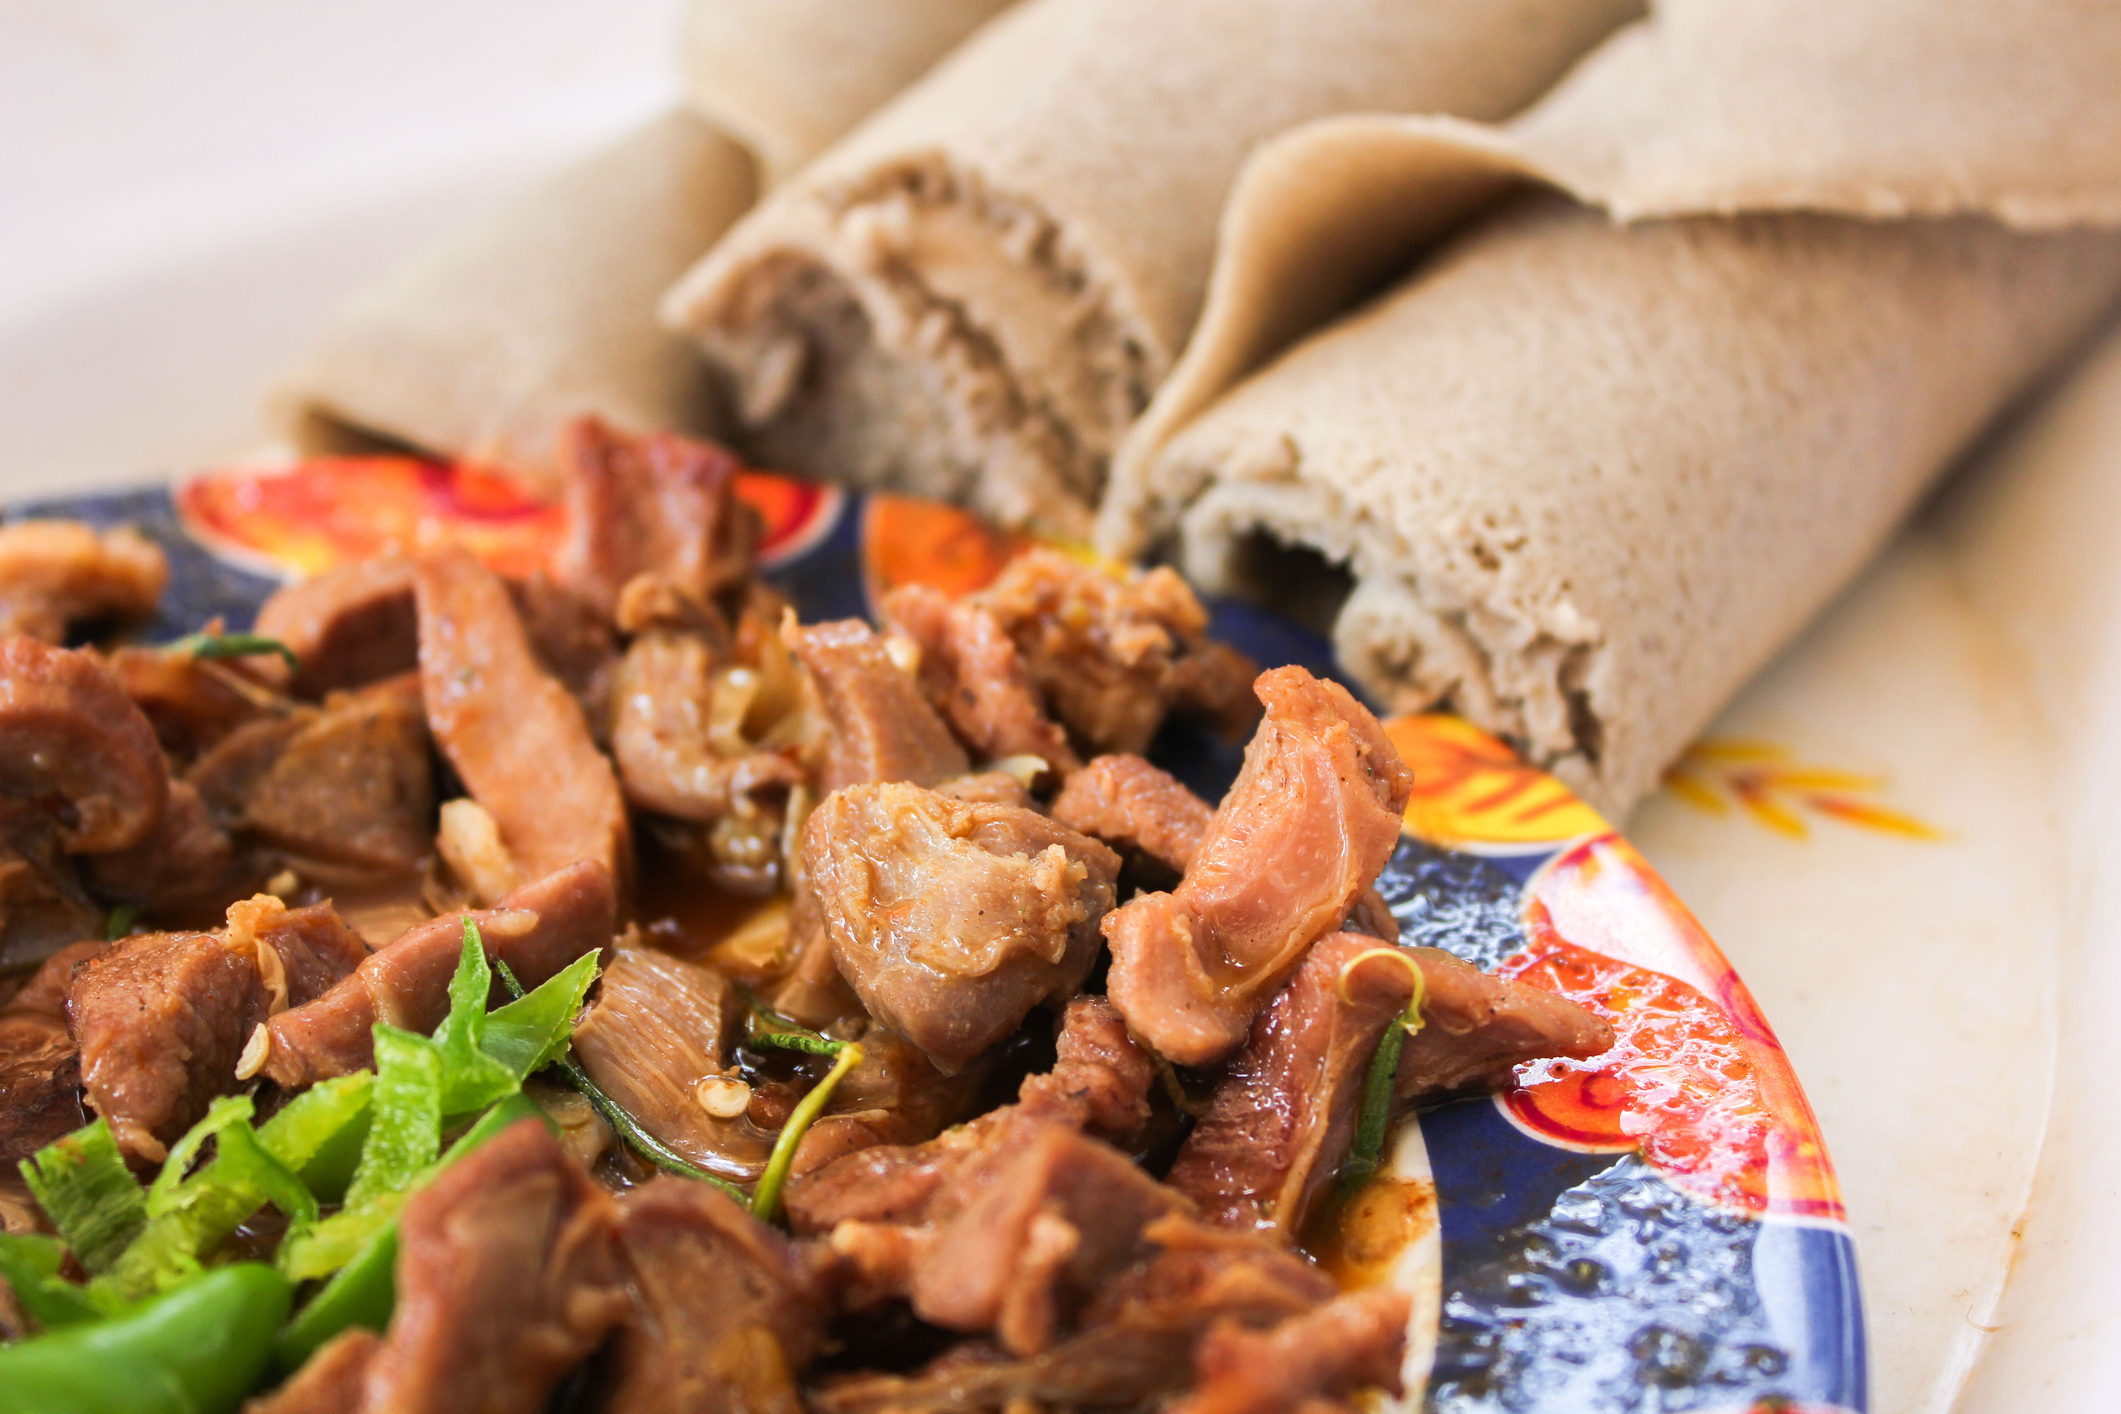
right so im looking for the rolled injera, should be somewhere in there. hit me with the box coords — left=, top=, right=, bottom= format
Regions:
left=1093, top=0, right=2121, bottom=818
left=273, top=0, right=1010, bottom=495
left=658, top=0, right=1644, bottom=535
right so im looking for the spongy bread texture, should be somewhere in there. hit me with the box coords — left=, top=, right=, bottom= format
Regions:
left=661, top=0, right=1642, bottom=535
left=1160, top=196, right=2121, bottom=817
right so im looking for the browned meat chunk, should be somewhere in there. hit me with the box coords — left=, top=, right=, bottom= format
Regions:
left=356, top=1118, right=628, bottom=1414
left=507, top=572, right=621, bottom=732
left=1393, top=947, right=1615, bottom=1104
left=241, top=675, right=434, bottom=882
left=69, top=928, right=267, bottom=1158
left=932, top=770, right=1037, bottom=810
left=976, top=548, right=1261, bottom=755
left=792, top=620, right=968, bottom=794
left=262, top=861, right=614, bottom=1088
left=254, top=557, right=419, bottom=698
left=1051, top=752, right=1213, bottom=876
left=106, top=646, right=276, bottom=761
left=1171, top=936, right=1612, bottom=1244
left=1172, top=1283, right=1412, bottom=1414
left=611, top=629, right=802, bottom=822
left=882, top=583, right=1078, bottom=774
left=805, top=783, right=1118, bottom=1072
left=85, top=780, right=238, bottom=912
left=0, top=637, right=168, bottom=853
left=784, top=997, right=1153, bottom=1235
left=245, top=1328, right=379, bottom=1414
left=0, top=947, right=101, bottom=1162
left=789, top=1025, right=985, bottom=1177
left=605, top=1177, right=826, bottom=1414
left=1106, top=667, right=1416, bottom=1066
left=415, top=548, right=632, bottom=897
left=187, top=716, right=305, bottom=825
left=813, top=1213, right=1340, bottom=1414
left=0, top=521, right=166, bottom=644
left=70, top=899, right=365, bottom=1157
left=571, top=945, right=767, bottom=1183
left=0, top=799, right=100, bottom=975
left=766, top=880, right=862, bottom=1029
left=553, top=416, right=760, bottom=617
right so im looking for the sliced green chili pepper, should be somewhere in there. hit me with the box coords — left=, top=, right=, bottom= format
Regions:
left=751, top=1042, right=864, bottom=1224
left=19, top=1117, right=145, bottom=1275
left=0, top=1233, right=101, bottom=1329
left=1335, top=947, right=1429, bottom=1199
left=167, top=631, right=300, bottom=671
left=272, top=1093, right=548, bottom=1373
left=103, top=903, right=139, bottom=942
left=0, top=1262, right=290, bottom=1414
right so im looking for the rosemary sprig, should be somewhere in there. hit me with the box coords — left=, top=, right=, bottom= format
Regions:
left=168, top=631, right=300, bottom=672
left=1335, top=948, right=1429, bottom=1198
left=750, top=1041, right=863, bottom=1224
left=750, top=1029, right=847, bottom=1058
left=494, top=959, right=749, bottom=1205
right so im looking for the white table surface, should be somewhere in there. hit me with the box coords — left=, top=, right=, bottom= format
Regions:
left=5, top=6, right=2117, bottom=1411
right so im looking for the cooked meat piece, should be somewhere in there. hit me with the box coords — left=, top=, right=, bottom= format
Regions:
left=507, top=571, right=620, bottom=711
left=813, top=1213, right=1334, bottom=1414
left=0, top=799, right=101, bottom=975
left=84, top=780, right=239, bottom=911
left=791, top=620, right=968, bottom=794
left=605, top=1177, right=827, bottom=1414
left=882, top=584, right=1078, bottom=774
left=243, top=675, right=434, bottom=881
left=253, top=557, right=419, bottom=697
left=187, top=715, right=306, bottom=825
left=9, top=939, right=106, bottom=1017
left=261, top=861, right=615, bottom=1088
left=0, top=637, right=168, bottom=853
left=1393, top=946, right=1614, bottom=1104
left=1105, top=667, right=1416, bottom=1066
left=1051, top=753, right=1213, bottom=876
left=1171, top=1283, right=1412, bottom=1414
left=0, top=1012, right=87, bottom=1163
left=791, top=1026, right=987, bottom=1177
left=70, top=900, right=366, bottom=1157
left=805, top=783, right=1118, bottom=1072
left=70, top=929, right=266, bottom=1158
left=611, top=629, right=802, bottom=822
left=106, top=646, right=276, bottom=761
left=900, top=1126, right=1191, bottom=1354
left=1166, top=933, right=1428, bottom=1242
left=975, top=549, right=1262, bottom=756
left=553, top=416, right=760, bottom=617
left=357, top=1118, right=628, bottom=1414
left=245, top=1328, right=379, bottom=1414
left=571, top=945, right=767, bottom=1182
left=0, top=521, right=166, bottom=644
left=415, top=548, right=632, bottom=897
left=0, top=945, right=102, bottom=1165
left=784, top=997, right=1153, bottom=1235
left=767, top=878, right=863, bottom=1029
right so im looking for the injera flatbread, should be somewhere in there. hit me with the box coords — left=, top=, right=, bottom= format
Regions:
left=659, top=0, right=1643, bottom=536
left=1089, top=0, right=2121, bottom=818
left=273, top=0, right=1006, bottom=495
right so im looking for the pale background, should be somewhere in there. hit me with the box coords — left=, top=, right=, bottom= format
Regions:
left=4, top=5, right=2117, bottom=1412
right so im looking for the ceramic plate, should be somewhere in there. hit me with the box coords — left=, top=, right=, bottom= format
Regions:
left=9, top=458, right=1868, bottom=1413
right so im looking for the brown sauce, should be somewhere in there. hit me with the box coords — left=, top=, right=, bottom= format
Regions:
left=1302, top=1175, right=1438, bottom=1290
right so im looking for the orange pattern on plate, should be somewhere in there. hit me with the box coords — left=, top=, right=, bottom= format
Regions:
left=1498, top=835, right=1843, bottom=1221
left=860, top=493, right=1033, bottom=606
left=175, top=457, right=841, bottom=580
left=1663, top=738, right=1941, bottom=841
left=1384, top=713, right=1608, bottom=846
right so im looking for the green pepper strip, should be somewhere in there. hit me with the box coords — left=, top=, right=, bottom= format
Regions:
left=272, top=1092, right=548, bottom=1373
left=104, top=904, right=139, bottom=942
left=750, top=1042, right=864, bottom=1224
left=167, top=631, right=300, bottom=672
left=749, top=1029, right=847, bottom=1058
left=0, top=1262, right=291, bottom=1414
left=492, top=960, right=748, bottom=1203
left=1335, top=948, right=1429, bottom=1199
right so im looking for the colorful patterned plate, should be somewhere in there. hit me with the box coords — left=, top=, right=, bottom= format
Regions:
left=11, top=458, right=1866, bottom=1414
